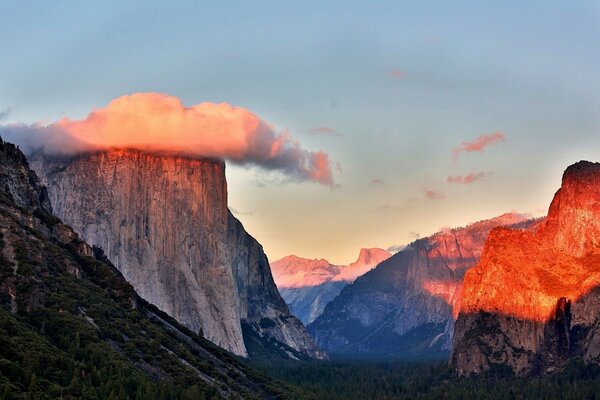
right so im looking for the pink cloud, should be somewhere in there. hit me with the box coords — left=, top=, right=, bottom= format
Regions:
left=447, top=172, right=486, bottom=185
left=452, top=132, right=505, bottom=160
left=308, top=126, right=343, bottom=138
left=309, top=126, right=335, bottom=134
left=390, top=69, right=408, bottom=78
left=370, top=178, right=384, bottom=185
left=425, top=189, right=445, bottom=200
left=1, top=93, right=333, bottom=185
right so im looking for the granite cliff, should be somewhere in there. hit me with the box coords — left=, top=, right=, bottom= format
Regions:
left=453, top=161, right=600, bottom=376
left=308, top=214, right=529, bottom=358
left=30, top=149, right=324, bottom=359
left=0, top=138, right=291, bottom=398
left=271, top=248, right=391, bottom=325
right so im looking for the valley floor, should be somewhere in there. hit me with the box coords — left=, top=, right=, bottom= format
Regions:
left=249, top=358, right=600, bottom=400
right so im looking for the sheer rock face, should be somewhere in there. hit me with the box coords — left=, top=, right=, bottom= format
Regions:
left=30, top=149, right=324, bottom=359
left=308, top=214, right=528, bottom=357
left=453, top=161, right=600, bottom=376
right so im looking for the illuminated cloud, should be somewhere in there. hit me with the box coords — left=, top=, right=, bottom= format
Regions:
left=370, top=178, right=384, bottom=185
left=447, top=172, right=486, bottom=185
left=0, top=93, right=333, bottom=185
left=425, top=189, right=445, bottom=200
left=452, top=132, right=505, bottom=160
left=390, top=69, right=407, bottom=78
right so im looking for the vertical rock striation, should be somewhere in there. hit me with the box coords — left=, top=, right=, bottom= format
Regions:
left=30, top=149, right=324, bottom=359
left=453, top=161, right=600, bottom=376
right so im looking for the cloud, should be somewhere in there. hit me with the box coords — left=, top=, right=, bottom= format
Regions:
left=386, top=244, right=406, bottom=253
left=309, top=126, right=334, bottom=134
left=0, top=108, right=11, bottom=121
left=230, top=207, right=253, bottom=217
left=452, top=132, right=505, bottom=160
left=308, top=126, right=342, bottom=138
left=390, top=69, right=407, bottom=78
left=447, top=172, right=486, bottom=185
left=425, top=189, right=445, bottom=200
left=0, top=93, right=333, bottom=185
left=370, top=178, right=384, bottom=185
left=408, top=231, right=421, bottom=239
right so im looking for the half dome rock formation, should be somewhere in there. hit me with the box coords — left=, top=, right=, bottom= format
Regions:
left=29, top=149, right=325, bottom=359
left=452, top=161, right=600, bottom=376
left=334, top=248, right=393, bottom=283
left=308, top=214, right=529, bottom=358
left=271, top=248, right=391, bottom=325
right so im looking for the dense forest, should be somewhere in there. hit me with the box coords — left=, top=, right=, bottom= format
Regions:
left=250, top=358, right=600, bottom=400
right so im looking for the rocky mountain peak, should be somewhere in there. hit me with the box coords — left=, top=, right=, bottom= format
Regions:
left=334, top=248, right=391, bottom=283
left=542, top=160, right=600, bottom=257
left=354, top=248, right=389, bottom=265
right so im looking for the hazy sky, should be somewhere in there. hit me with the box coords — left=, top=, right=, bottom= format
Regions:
left=1, top=1, right=599, bottom=264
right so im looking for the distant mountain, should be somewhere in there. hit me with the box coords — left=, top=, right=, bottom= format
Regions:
left=308, top=213, right=530, bottom=359
left=0, top=138, right=290, bottom=398
left=271, top=249, right=391, bottom=324
left=453, top=161, right=600, bottom=376
left=271, top=256, right=340, bottom=289
left=334, top=248, right=394, bottom=283
left=30, top=149, right=324, bottom=360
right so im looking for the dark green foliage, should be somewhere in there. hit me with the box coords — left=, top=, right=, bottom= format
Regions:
left=250, top=358, right=600, bottom=400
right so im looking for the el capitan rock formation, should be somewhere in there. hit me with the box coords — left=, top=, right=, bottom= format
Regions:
left=0, top=138, right=290, bottom=398
left=30, top=149, right=324, bottom=359
left=271, top=248, right=391, bottom=325
left=308, top=214, right=529, bottom=358
left=453, top=161, right=600, bottom=376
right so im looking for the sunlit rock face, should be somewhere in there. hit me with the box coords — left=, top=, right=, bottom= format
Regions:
left=272, top=256, right=340, bottom=289
left=271, top=248, right=391, bottom=325
left=308, top=214, right=528, bottom=358
left=29, top=149, right=325, bottom=359
left=453, top=161, right=600, bottom=376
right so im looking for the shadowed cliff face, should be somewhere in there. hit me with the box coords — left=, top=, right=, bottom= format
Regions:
left=308, top=214, right=528, bottom=358
left=29, top=149, right=324, bottom=359
left=453, top=161, right=600, bottom=376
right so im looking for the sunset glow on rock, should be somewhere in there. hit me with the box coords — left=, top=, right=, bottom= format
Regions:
left=459, top=162, right=600, bottom=323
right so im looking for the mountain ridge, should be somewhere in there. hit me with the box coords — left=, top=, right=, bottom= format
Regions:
left=308, top=213, right=531, bottom=358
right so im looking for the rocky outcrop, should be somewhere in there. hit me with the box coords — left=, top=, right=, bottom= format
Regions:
left=29, top=149, right=324, bottom=359
left=453, top=161, right=600, bottom=376
left=308, top=214, right=529, bottom=358
left=271, top=248, right=391, bottom=325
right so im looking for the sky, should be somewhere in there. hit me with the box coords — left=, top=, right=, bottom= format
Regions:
left=1, top=1, right=599, bottom=264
